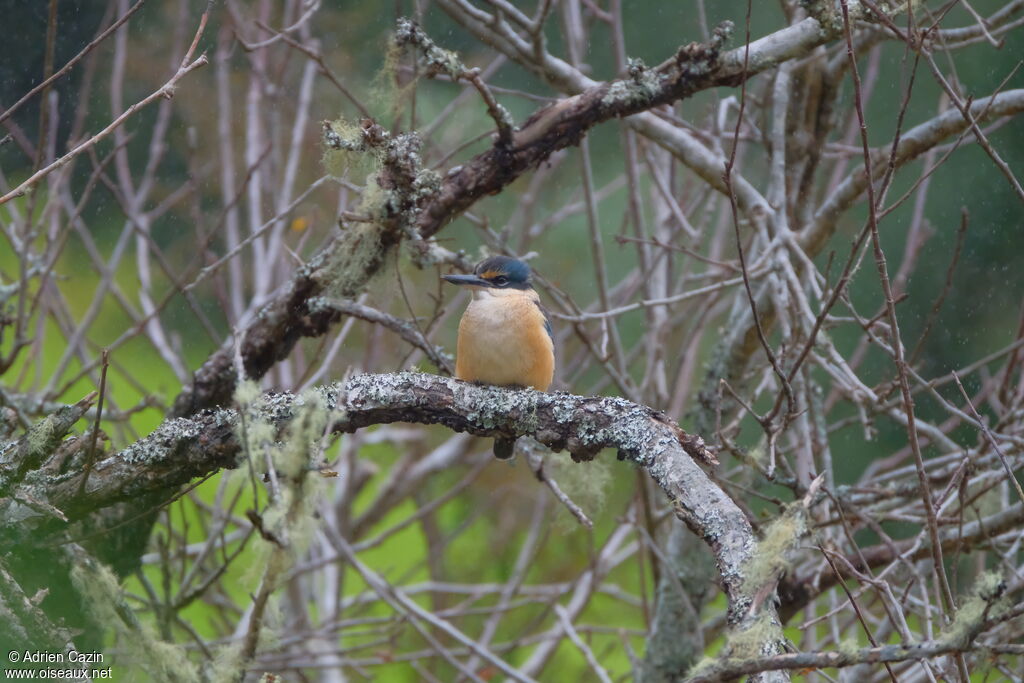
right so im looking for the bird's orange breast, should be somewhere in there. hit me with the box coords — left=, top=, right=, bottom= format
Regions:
left=454, top=293, right=554, bottom=391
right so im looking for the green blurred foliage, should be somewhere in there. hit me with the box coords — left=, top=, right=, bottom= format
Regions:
left=1, top=0, right=1022, bottom=678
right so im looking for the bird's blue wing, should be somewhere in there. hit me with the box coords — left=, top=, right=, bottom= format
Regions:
left=535, top=300, right=553, bottom=343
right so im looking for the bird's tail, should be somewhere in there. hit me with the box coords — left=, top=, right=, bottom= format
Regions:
left=493, top=438, right=516, bottom=459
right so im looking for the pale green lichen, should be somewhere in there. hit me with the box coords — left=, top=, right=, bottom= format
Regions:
left=838, top=637, right=861, bottom=658
left=207, top=642, right=243, bottom=683
left=25, top=414, right=59, bottom=458
left=374, top=18, right=467, bottom=118
left=323, top=221, right=389, bottom=300
left=741, top=500, right=809, bottom=593
left=745, top=440, right=767, bottom=467
left=71, top=559, right=199, bottom=682
left=688, top=654, right=715, bottom=678
left=220, top=382, right=329, bottom=678
left=236, top=385, right=326, bottom=556
left=276, top=391, right=324, bottom=478
left=255, top=592, right=285, bottom=652
left=234, top=379, right=262, bottom=408
left=359, top=176, right=391, bottom=222
left=548, top=449, right=611, bottom=529
left=942, top=571, right=1008, bottom=647
left=321, top=118, right=381, bottom=181
left=688, top=612, right=783, bottom=678
left=265, top=390, right=327, bottom=555
left=601, top=58, right=665, bottom=108
left=725, top=612, right=782, bottom=656
left=394, top=17, right=466, bottom=80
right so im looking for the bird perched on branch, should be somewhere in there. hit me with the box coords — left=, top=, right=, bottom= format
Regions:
left=443, top=256, right=554, bottom=459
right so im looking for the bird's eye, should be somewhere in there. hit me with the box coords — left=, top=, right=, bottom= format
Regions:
left=493, top=275, right=509, bottom=286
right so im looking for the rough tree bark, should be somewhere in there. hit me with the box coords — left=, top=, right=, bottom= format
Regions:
left=3, top=372, right=797, bottom=679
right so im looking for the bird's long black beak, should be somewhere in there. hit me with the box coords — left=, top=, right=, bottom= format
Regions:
left=442, top=273, right=489, bottom=287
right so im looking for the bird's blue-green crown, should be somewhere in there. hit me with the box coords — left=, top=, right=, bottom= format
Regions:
left=474, top=256, right=532, bottom=290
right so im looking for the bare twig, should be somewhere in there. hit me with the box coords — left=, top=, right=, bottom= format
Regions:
left=0, top=12, right=210, bottom=206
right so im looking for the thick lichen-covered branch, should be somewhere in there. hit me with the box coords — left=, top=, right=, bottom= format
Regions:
left=34, top=374, right=709, bottom=519
left=8, top=373, right=787, bottom=635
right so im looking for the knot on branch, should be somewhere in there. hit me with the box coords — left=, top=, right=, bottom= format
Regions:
left=672, top=20, right=733, bottom=73
left=800, top=0, right=840, bottom=27
left=627, top=57, right=649, bottom=84
left=565, top=436, right=601, bottom=463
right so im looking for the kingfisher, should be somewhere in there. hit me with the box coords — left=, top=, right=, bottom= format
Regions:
left=443, top=255, right=554, bottom=459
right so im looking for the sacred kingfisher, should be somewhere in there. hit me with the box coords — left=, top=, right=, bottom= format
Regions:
left=443, top=255, right=554, bottom=459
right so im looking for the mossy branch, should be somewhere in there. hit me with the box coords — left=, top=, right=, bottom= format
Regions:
left=0, top=391, right=95, bottom=495
left=36, top=373, right=714, bottom=516
left=9, top=373, right=790, bottom=638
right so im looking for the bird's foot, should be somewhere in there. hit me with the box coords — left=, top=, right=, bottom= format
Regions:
left=493, top=438, right=516, bottom=459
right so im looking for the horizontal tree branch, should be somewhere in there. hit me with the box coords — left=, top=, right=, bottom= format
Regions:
left=48, top=373, right=714, bottom=518
left=689, top=637, right=991, bottom=682
left=6, top=373, right=791, bottom=629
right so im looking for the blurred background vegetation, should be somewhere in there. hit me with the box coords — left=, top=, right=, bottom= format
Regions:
left=1, top=0, right=1023, bottom=679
